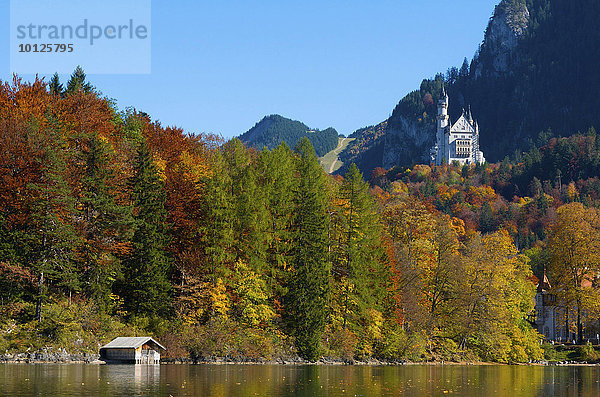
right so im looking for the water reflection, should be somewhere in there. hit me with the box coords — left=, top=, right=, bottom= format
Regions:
left=99, top=365, right=161, bottom=395
left=1, top=364, right=600, bottom=396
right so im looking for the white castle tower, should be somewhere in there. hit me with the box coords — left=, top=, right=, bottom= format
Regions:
left=431, top=87, right=485, bottom=166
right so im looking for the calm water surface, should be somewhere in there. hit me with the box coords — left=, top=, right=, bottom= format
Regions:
left=1, top=363, right=600, bottom=396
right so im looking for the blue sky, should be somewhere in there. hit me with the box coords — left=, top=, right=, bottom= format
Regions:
left=2, top=0, right=500, bottom=139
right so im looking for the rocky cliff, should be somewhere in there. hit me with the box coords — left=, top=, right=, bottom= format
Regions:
left=474, top=1, right=529, bottom=78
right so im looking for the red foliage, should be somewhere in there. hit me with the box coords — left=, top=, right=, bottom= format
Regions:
left=422, top=93, right=434, bottom=107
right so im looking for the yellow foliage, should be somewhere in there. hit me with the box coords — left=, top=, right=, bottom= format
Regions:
left=152, top=155, right=167, bottom=181
left=234, top=261, right=275, bottom=327
left=466, top=185, right=496, bottom=205
left=566, top=182, right=579, bottom=201
left=178, top=150, right=211, bottom=186
left=390, top=181, right=408, bottom=196
left=549, top=203, right=600, bottom=336
left=210, top=278, right=230, bottom=318
left=449, top=217, right=466, bottom=237
left=365, top=309, right=384, bottom=341
left=412, top=164, right=432, bottom=180
left=518, top=197, right=533, bottom=207
left=176, top=276, right=230, bottom=326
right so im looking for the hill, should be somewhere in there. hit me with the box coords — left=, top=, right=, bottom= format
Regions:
left=338, top=0, right=600, bottom=176
left=239, top=114, right=339, bottom=157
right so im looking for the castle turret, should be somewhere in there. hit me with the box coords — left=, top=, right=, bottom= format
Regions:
left=435, top=86, right=450, bottom=165
left=437, top=89, right=449, bottom=131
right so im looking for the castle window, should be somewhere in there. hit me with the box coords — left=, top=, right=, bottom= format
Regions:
left=455, top=139, right=472, bottom=158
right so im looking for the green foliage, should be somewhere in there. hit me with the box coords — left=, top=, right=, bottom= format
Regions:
left=0, top=301, right=133, bottom=354
left=375, top=322, right=427, bottom=362
left=240, top=114, right=338, bottom=157
left=48, top=73, right=63, bottom=97
left=201, top=149, right=235, bottom=281
left=255, top=143, right=296, bottom=296
left=223, top=139, right=269, bottom=270
left=25, top=128, right=80, bottom=321
left=328, top=163, right=389, bottom=356
left=286, top=138, right=331, bottom=361
left=541, top=343, right=558, bottom=360
left=183, top=317, right=292, bottom=361
left=77, top=134, right=132, bottom=311
left=64, top=65, right=93, bottom=94
left=120, top=140, right=171, bottom=318
left=576, top=342, right=598, bottom=362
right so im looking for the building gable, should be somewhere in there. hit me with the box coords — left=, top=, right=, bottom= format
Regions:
left=101, top=336, right=166, bottom=351
left=450, top=114, right=475, bottom=134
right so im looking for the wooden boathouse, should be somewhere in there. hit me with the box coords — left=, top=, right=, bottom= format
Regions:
left=100, top=337, right=165, bottom=364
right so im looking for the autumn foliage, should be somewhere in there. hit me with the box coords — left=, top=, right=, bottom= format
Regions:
left=2, top=70, right=597, bottom=363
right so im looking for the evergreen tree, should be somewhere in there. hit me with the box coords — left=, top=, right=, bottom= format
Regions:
left=286, top=138, right=330, bottom=361
left=255, top=143, right=296, bottom=293
left=121, top=140, right=171, bottom=318
left=201, top=149, right=235, bottom=283
left=223, top=139, right=268, bottom=271
left=459, top=58, right=470, bottom=81
left=78, top=135, right=132, bottom=311
left=479, top=202, right=496, bottom=233
left=65, top=66, right=93, bottom=94
left=26, top=129, right=79, bottom=321
left=48, top=73, right=63, bottom=97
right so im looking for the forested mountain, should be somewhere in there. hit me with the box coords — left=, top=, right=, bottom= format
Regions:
left=338, top=0, right=600, bottom=176
left=239, top=114, right=339, bottom=157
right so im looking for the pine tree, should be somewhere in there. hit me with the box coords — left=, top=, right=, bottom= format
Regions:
left=78, top=135, right=132, bottom=311
left=65, top=66, right=93, bottom=94
left=48, top=73, right=63, bottom=97
left=121, top=140, right=171, bottom=318
left=26, top=129, right=79, bottom=321
left=286, top=138, right=330, bottom=361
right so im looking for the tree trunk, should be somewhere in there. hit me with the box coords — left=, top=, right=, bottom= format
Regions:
left=577, top=301, right=583, bottom=344
left=35, top=271, right=44, bottom=322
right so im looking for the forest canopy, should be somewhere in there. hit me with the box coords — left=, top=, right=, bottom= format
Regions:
left=1, top=67, right=597, bottom=363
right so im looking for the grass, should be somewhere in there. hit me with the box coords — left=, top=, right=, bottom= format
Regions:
left=319, top=137, right=355, bottom=174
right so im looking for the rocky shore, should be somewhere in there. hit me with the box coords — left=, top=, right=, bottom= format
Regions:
left=0, top=348, right=100, bottom=364
left=1, top=351, right=596, bottom=366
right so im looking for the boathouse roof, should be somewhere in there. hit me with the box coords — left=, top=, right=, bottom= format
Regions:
left=100, top=337, right=166, bottom=351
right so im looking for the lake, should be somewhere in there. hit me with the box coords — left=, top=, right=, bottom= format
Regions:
left=1, top=363, right=599, bottom=396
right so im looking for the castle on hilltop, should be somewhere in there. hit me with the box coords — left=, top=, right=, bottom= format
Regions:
left=431, top=88, right=485, bottom=166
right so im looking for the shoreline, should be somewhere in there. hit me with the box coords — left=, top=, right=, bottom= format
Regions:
left=1, top=354, right=597, bottom=366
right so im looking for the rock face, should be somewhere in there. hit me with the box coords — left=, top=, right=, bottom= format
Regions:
left=381, top=116, right=434, bottom=169
left=474, top=0, right=530, bottom=78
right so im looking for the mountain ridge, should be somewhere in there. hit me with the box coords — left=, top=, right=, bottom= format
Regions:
left=239, top=114, right=339, bottom=157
